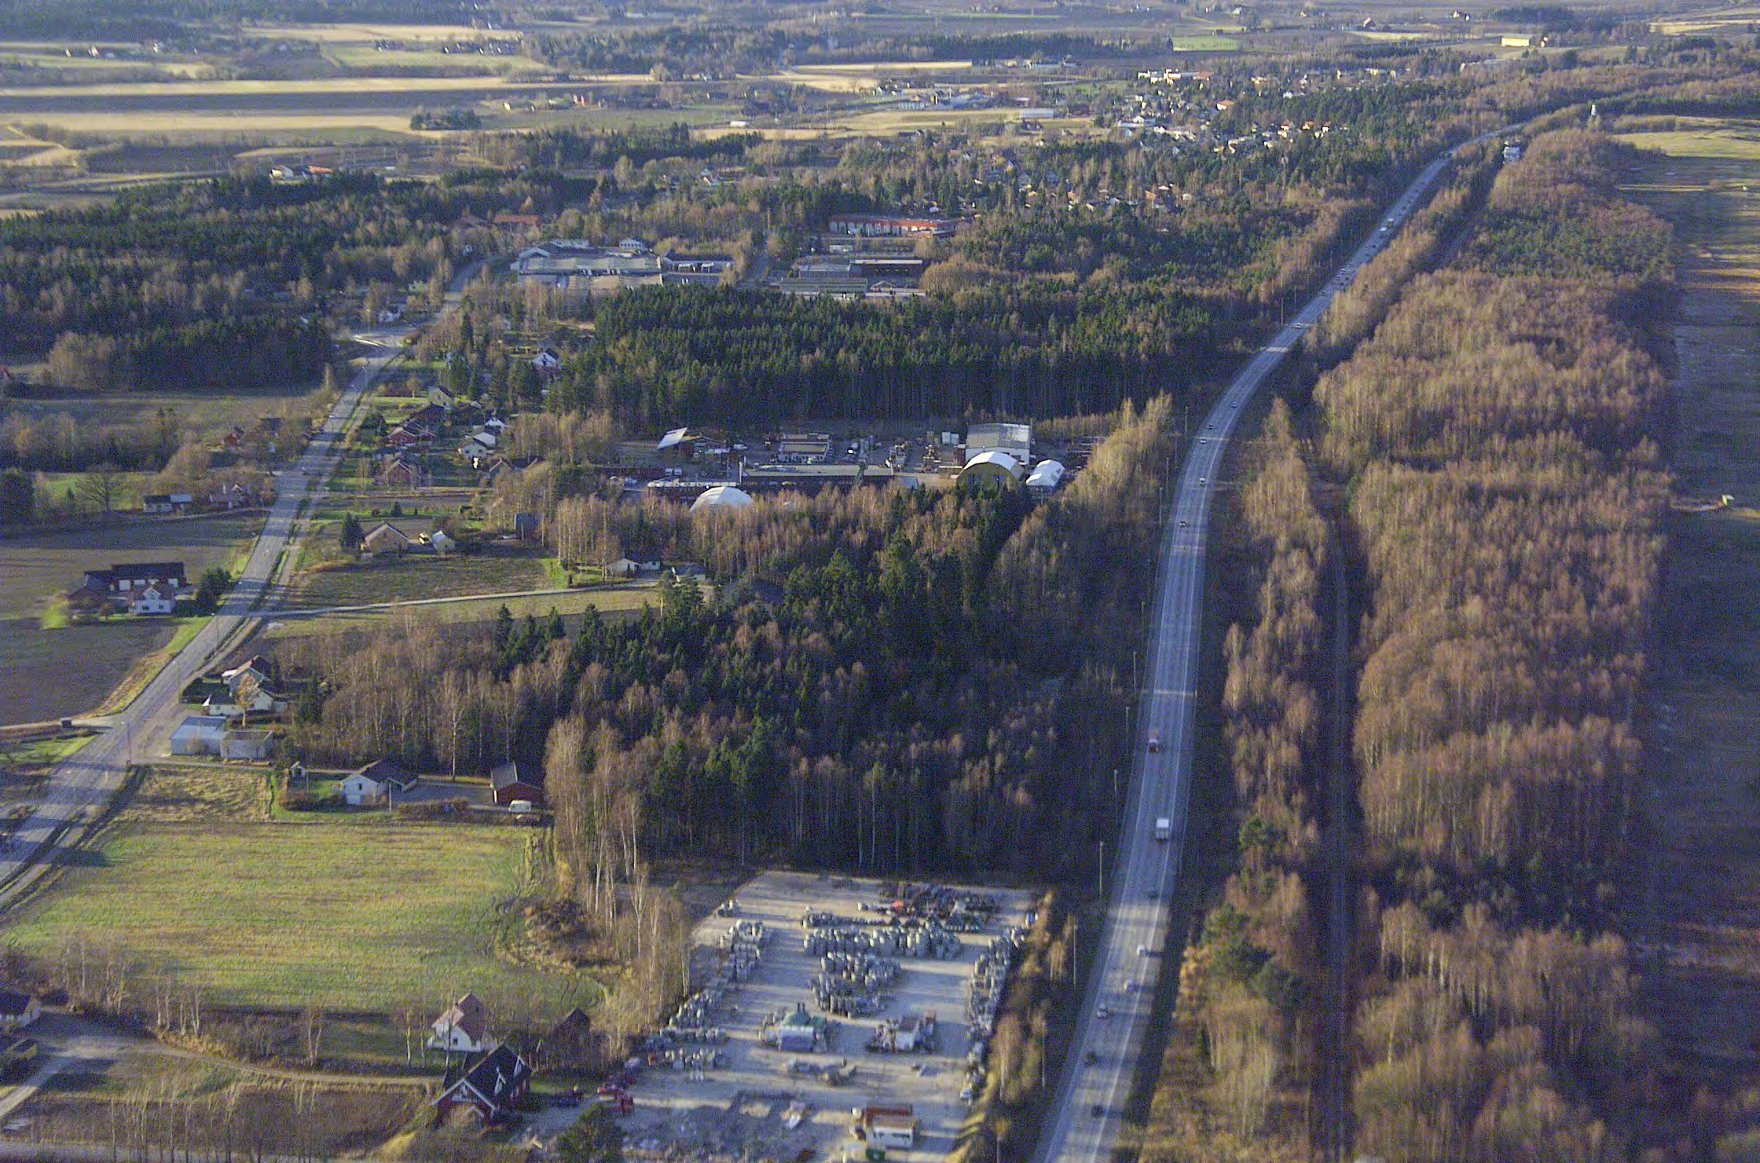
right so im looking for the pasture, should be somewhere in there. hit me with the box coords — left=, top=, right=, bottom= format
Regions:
left=6, top=814, right=599, bottom=1013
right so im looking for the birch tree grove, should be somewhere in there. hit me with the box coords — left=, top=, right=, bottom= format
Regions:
left=1315, top=130, right=1671, bottom=1161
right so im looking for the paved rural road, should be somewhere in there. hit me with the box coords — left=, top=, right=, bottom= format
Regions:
left=1033, top=136, right=1497, bottom=1163
left=0, top=266, right=481, bottom=910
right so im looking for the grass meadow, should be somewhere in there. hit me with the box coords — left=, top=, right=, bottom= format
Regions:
left=7, top=818, right=599, bottom=1013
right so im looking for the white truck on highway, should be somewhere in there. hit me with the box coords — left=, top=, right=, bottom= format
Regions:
left=1154, top=817, right=1172, bottom=842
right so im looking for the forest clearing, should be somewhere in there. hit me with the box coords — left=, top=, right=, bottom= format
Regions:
left=1619, top=126, right=1760, bottom=1133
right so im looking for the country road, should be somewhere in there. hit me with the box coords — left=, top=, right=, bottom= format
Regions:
left=1032, top=137, right=1495, bottom=1163
left=0, top=267, right=481, bottom=912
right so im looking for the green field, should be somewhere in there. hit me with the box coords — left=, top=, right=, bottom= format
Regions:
left=8, top=822, right=598, bottom=1013
left=263, top=583, right=658, bottom=639
left=284, top=545, right=551, bottom=609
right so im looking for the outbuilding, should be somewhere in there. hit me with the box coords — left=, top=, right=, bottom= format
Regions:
left=488, top=760, right=543, bottom=806
left=0, top=991, right=41, bottom=1032
left=1026, top=459, right=1066, bottom=495
left=170, top=715, right=229, bottom=756
left=220, top=728, right=276, bottom=760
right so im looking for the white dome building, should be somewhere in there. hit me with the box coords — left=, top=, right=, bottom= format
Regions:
left=690, top=484, right=755, bottom=512
left=959, top=450, right=1024, bottom=487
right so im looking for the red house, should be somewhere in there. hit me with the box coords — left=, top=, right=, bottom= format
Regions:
left=433, top=1043, right=531, bottom=1123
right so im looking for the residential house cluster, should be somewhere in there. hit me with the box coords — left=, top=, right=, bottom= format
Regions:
left=171, top=656, right=287, bottom=759
left=424, top=993, right=600, bottom=1124
left=374, top=389, right=507, bottom=489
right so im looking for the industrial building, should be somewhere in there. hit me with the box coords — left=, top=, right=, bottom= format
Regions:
left=964, top=422, right=1032, bottom=463
left=827, top=214, right=958, bottom=238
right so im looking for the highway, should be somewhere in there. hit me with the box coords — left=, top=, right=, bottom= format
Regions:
left=1033, top=142, right=1471, bottom=1163
left=0, top=271, right=479, bottom=910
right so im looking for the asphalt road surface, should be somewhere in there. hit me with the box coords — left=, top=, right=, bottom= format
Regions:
left=0, top=269, right=480, bottom=911
left=1033, top=138, right=1485, bottom=1163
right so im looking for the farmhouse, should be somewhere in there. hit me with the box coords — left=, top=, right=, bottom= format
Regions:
left=221, top=657, right=272, bottom=690
left=488, top=760, right=542, bottom=806
left=0, top=991, right=41, bottom=1032
left=129, top=584, right=177, bottom=616
left=340, top=759, right=419, bottom=805
left=428, top=992, right=490, bottom=1053
left=82, top=562, right=187, bottom=600
left=378, top=456, right=429, bottom=490
left=433, top=1043, right=531, bottom=1122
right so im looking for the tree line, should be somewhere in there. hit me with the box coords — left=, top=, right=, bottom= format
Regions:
left=1313, top=128, right=1672, bottom=1160
left=1145, top=402, right=1331, bottom=1161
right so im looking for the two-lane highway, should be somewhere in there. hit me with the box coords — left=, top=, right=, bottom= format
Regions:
left=1034, top=139, right=1482, bottom=1163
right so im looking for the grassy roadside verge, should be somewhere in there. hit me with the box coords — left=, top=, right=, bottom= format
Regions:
left=94, top=615, right=210, bottom=714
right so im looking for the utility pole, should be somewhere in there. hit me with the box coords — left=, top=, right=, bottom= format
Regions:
left=1098, top=838, right=1106, bottom=901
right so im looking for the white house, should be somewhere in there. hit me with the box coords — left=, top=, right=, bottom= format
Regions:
left=170, top=715, right=229, bottom=756
left=427, top=992, right=489, bottom=1053
left=129, top=584, right=177, bottom=616
left=0, top=991, right=41, bottom=1032
left=421, top=529, right=456, bottom=555
left=339, top=759, right=419, bottom=805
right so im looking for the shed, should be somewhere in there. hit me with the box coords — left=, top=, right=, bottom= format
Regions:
left=540, top=1007, right=598, bottom=1069
left=220, top=728, right=276, bottom=761
left=0, top=992, right=41, bottom=1032
left=488, top=760, right=543, bottom=807
left=170, top=715, right=229, bottom=756
left=1026, top=459, right=1066, bottom=495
